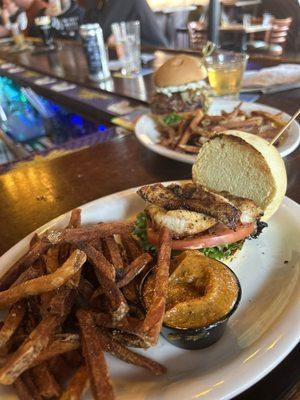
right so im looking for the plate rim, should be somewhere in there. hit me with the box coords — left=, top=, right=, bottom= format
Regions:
left=135, top=101, right=300, bottom=162
left=0, top=184, right=299, bottom=400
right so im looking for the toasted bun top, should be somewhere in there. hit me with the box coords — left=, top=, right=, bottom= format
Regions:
left=154, top=54, right=207, bottom=87
left=192, top=130, right=287, bottom=221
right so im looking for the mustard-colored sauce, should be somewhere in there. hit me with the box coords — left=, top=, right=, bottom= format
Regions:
left=142, top=250, right=239, bottom=329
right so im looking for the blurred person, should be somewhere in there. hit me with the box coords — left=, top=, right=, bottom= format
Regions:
left=13, top=0, right=48, bottom=29
left=0, top=0, right=27, bottom=37
left=83, top=0, right=168, bottom=47
left=0, top=1, right=12, bottom=37
left=260, top=0, right=300, bottom=51
left=40, top=0, right=84, bottom=39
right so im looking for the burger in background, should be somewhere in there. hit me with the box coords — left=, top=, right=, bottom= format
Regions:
left=150, top=54, right=211, bottom=116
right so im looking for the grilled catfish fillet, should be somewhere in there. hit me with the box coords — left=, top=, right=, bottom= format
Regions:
left=138, top=183, right=241, bottom=229
left=146, top=205, right=216, bottom=238
left=218, top=191, right=263, bottom=224
left=138, top=183, right=262, bottom=229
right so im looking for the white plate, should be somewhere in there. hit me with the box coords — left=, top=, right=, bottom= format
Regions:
left=135, top=101, right=300, bottom=163
left=1, top=186, right=300, bottom=400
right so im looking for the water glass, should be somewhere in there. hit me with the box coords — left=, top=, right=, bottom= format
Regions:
left=205, top=52, right=249, bottom=100
left=111, top=20, right=141, bottom=76
left=242, top=14, right=252, bottom=28
left=262, top=13, right=273, bottom=27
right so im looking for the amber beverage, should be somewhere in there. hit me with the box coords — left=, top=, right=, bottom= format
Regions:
left=205, top=52, right=248, bottom=99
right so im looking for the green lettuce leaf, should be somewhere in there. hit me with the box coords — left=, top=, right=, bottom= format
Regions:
left=132, top=211, right=157, bottom=254
left=163, top=112, right=181, bottom=126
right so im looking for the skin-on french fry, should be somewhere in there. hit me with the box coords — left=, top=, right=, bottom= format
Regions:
left=45, top=286, right=76, bottom=318
left=157, top=105, right=286, bottom=154
left=0, top=240, right=50, bottom=291
left=43, top=247, right=60, bottom=274
left=176, top=126, right=192, bottom=146
left=121, top=282, right=139, bottom=304
left=110, top=331, right=149, bottom=349
left=0, top=314, right=62, bottom=384
left=31, top=362, right=62, bottom=398
left=46, top=221, right=133, bottom=245
left=77, top=310, right=115, bottom=400
left=188, top=109, right=204, bottom=133
left=117, top=253, right=152, bottom=288
left=14, top=372, right=42, bottom=400
left=121, top=234, right=143, bottom=262
left=141, top=228, right=172, bottom=345
left=31, top=334, right=80, bottom=367
left=252, top=110, right=286, bottom=127
left=29, top=233, right=40, bottom=248
left=47, top=355, right=74, bottom=384
left=79, top=243, right=115, bottom=280
left=0, top=301, right=26, bottom=350
left=93, top=312, right=143, bottom=335
left=78, top=277, right=95, bottom=301
left=177, top=144, right=200, bottom=154
left=0, top=250, right=86, bottom=309
left=0, top=210, right=171, bottom=399
left=79, top=243, right=128, bottom=321
left=68, top=208, right=82, bottom=229
left=11, top=261, right=45, bottom=288
left=95, top=328, right=166, bottom=376
left=59, top=365, right=89, bottom=400
left=94, top=319, right=149, bottom=348
left=24, top=298, right=40, bottom=335
left=104, top=236, right=124, bottom=273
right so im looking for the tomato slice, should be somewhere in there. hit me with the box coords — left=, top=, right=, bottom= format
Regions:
left=147, top=223, right=255, bottom=250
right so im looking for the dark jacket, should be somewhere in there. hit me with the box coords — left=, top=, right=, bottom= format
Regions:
left=83, top=0, right=168, bottom=47
left=30, top=1, right=84, bottom=39
left=51, top=1, right=84, bottom=39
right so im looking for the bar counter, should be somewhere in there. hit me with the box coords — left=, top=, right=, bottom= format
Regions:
left=0, top=39, right=299, bottom=400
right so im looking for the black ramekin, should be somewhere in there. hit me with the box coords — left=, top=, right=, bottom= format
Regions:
left=140, top=262, right=242, bottom=350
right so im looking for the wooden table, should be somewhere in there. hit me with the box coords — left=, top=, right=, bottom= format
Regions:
left=177, top=24, right=270, bottom=51
left=235, top=0, right=261, bottom=6
left=221, top=23, right=271, bottom=51
left=0, top=45, right=299, bottom=399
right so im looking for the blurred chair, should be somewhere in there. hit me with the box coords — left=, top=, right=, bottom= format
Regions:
left=187, top=21, right=208, bottom=50
left=248, top=17, right=292, bottom=55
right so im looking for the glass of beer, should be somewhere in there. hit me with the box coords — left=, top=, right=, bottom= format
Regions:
left=35, top=16, right=54, bottom=49
left=205, top=52, right=249, bottom=100
left=11, top=23, right=25, bottom=48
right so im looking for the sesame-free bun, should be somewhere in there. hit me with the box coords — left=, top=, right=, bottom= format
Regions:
left=154, top=54, right=207, bottom=87
left=192, top=130, right=287, bottom=221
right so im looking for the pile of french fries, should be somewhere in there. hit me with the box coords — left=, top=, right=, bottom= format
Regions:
left=153, top=103, right=286, bottom=155
left=0, top=209, right=172, bottom=400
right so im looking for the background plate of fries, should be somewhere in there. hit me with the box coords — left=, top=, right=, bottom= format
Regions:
left=0, top=185, right=299, bottom=400
left=135, top=101, right=300, bottom=163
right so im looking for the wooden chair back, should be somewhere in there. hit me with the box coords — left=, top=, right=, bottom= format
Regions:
left=266, top=17, right=292, bottom=45
left=187, top=21, right=208, bottom=50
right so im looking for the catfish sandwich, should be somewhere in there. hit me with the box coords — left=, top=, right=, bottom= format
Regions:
left=135, top=130, right=287, bottom=259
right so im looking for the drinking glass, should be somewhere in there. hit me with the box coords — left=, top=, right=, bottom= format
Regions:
left=35, top=16, right=55, bottom=48
left=11, top=23, right=25, bottom=48
left=242, top=14, right=252, bottom=28
left=111, top=20, right=141, bottom=76
left=205, top=52, right=249, bottom=100
left=262, top=13, right=273, bottom=27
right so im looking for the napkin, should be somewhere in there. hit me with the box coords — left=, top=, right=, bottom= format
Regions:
left=242, top=64, right=300, bottom=88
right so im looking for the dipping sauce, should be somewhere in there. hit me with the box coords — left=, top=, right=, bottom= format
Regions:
left=142, top=250, right=239, bottom=329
